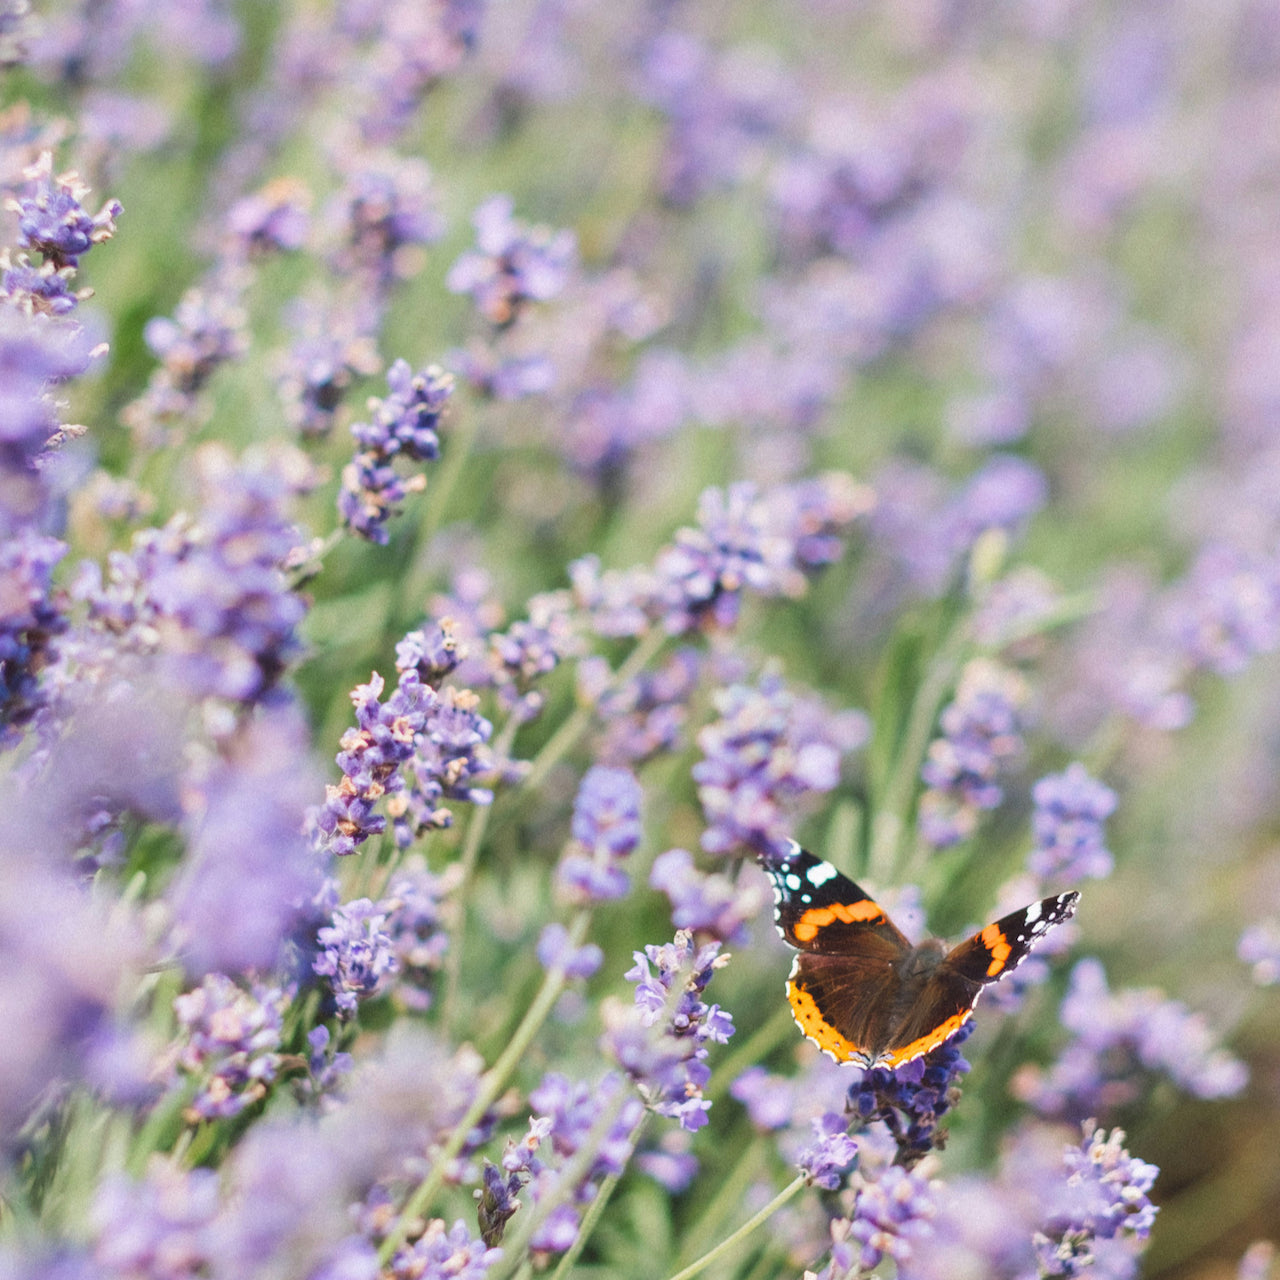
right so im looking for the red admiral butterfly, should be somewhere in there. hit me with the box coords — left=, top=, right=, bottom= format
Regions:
left=762, top=841, right=1079, bottom=1069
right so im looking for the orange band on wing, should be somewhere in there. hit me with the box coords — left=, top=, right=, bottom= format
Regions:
left=786, top=979, right=870, bottom=1065
left=979, top=922, right=1013, bottom=977
left=791, top=900, right=885, bottom=943
left=880, top=1009, right=974, bottom=1069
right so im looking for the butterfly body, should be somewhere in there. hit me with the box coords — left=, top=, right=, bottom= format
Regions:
left=762, top=841, right=1078, bottom=1069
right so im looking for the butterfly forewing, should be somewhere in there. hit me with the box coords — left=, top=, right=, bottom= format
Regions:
left=762, top=841, right=911, bottom=957
left=942, top=891, right=1080, bottom=987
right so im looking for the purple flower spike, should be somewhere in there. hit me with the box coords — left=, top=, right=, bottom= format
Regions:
left=313, top=896, right=400, bottom=1019
left=603, top=930, right=734, bottom=1131
left=846, top=1024, right=972, bottom=1166
left=918, top=657, right=1029, bottom=848
left=693, top=672, right=868, bottom=858
left=447, top=194, right=576, bottom=329
left=1014, top=958, right=1247, bottom=1119
left=8, top=151, right=122, bottom=271
left=849, top=1163, right=937, bottom=1270
left=648, top=847, right=766, bottom=943
left=1034, top=1123, right=1158, bottom=1277
left=166, top=975, right=289, bottom=1121
left=1029, top=763, right=1117, bottom=882
left=537, top=923, right=604, bottom=980
left=387, top=1218, right=500, bottom=1280
left=1239, top=918, right=1280, bottom=985
left=798, top=1112, right=858, bottom=1189
left=340, top=359, right=454, bottom=544
left=556, top=765, right=644, bottom=903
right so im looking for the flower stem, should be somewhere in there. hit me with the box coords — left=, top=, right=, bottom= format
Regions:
left=440, top=709, right=523, bottom=1034
left=661, top=1175, right=808, bottom=1280
left=376, top=909, right=592, bottom=1265
left=521, top=626, right=668, bottom=794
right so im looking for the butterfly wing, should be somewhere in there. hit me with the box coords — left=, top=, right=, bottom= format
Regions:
left=761, top=841, right=912, bottom=1065
left=942, top=891, right=1080, bottom=986
left=760, top=841, right=913, bottom=955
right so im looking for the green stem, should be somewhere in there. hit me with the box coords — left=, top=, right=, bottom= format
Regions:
left=546, top=1155, right=630, bottom=1280
left=377, top=909, right=592, bottom=1265
left=870, top=631, right=968, bottom=885
left=672, top=1140, right=765, bottom=1269
left=661, top=1175, right=808, bottom=1280
left=440, top=710, right=523, bottom=1034
left=522, top=626, right=668, bottom=795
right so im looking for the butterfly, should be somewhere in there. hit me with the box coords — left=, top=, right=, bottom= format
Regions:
left=761, top=841, right=1079, bottom=1069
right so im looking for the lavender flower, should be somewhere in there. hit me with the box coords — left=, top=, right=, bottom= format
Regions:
left=536, top=924, right=603, bottom=980
left=1029, top=763, right=1118, bottom=883
left=1033, top=1123, right=1159, bottom=1278
left=380, top=859, right=454, bottom=1011
left=170, top=706, right=323, bottom=977
left=1013, top=958, right=1247, bottom=1119
left=602, top=930, right=734, bottom=1131
left=78, top=445, right=311, bottom=705
left=124, top=284, right=249, bottom=437
left=276, top=305, right=381, bottom=438
left=8, top=152, right=122, bottom=271
left=846, top=1025, right=973, bottom=1167
left=0, top=531, right=66, bottom=748
left=398, top=685, right=495, bottom=840
left=581, top=647, right=700, bottom=766
left=167, top=974, right=289, bottom=1122
left=556, top=765, right=644, bottom=903
left=331, top=152, right=443, bottom=291
left=918, top=657, right=1029, bottom=849
left=91, top=1159, right=220, bottom=1277
left=797, top=1112, right=858, bottom=1190
left=520, top=1072, right=645, bottom=1256
left=309, top=670, right=438, bottom=857
left=648, top=847, right=766, bottom=943
left=339, top=359, right=453, bottom=545
left=225, top=176, right=311, bottom=257
left=1239, top=919, right=1280, bottom=985
left=313, top=896, right=400, bottom=1019
left=447, top=194, right=576, bottom=328
left=387, top=1219, right=499, bottom=1280
left=848, top=1162, right=938, bottom=1272
left=693, top=672, right=868, bottom=858
left=0, top=303, right=94, bottom=535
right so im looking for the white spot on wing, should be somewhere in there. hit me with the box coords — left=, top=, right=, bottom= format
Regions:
left=805, top=860, right=839, bottom=887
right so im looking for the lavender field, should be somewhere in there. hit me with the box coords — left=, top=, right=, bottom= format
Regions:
left=2, top=1, right=1280, bottom=1276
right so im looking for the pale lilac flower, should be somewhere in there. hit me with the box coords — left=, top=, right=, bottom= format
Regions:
left=1239, top=919, right=1280, bottom=985
left=168, top=975, right=289, bottom=1121
left=447, top=195, right=576, bottom=328
left=0, top=531, right=66, bottom=748
left=1033, top=1123, right=1158, bottom=1278
left=648, top=847, right=766, bottom=943
left=7, top=152, right=122, bottom=270
left=92, top=1159, right=220, bottom=1277
left=919, top=658, right=1029, bottom=848
left=536, top=924, right=603, bottom=980
left=339, top=359, right=453, bottom=544
left=693, top=672, right=868, bottom=858
left=1029, top=763, right=1117, bottom=883
left=387, top=1219, right=498, bottom=1280
left=380, top=859, right=454, bottom=1012
left=556, top=765, right=644, bottom=903
left=518, top=1073, right=644, bottom=1256
left=1014, top=958, right=1248, bottom=1119
left=603, top=931, right=733, bottom=1131
left=848, top=1162, right=937, bottom=1271
left=313, top=897, right=400, bottom=1019
left=225, top=176, right=311, bottom=256
left=797, top=1113, right=857, bottom=1189
left=171, top=706, right=322, bottom=976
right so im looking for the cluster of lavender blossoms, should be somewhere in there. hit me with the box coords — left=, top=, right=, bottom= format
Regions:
left=3, top=2, right=1278, bottom=1279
